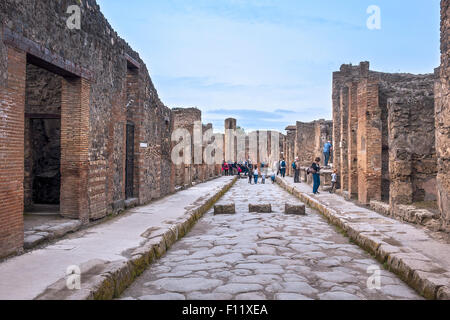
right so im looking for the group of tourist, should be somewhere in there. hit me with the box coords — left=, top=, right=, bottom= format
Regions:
left=221, top=140, right=337, bottom=194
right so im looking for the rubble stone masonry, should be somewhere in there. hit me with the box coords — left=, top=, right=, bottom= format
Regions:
left=435, top=0, right=450, bottom=228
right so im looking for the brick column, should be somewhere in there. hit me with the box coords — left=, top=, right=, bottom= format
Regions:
left=357, top=79, right=382, bottom=204
left=60, top=77, right=90, bottom=222
left=0, top=47, right=26, bottom=258
left=340, top=86, right=349, bottom=191
left=348, top=82, right=359, bottom=199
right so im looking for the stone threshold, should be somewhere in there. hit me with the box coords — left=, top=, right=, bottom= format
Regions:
left=276, top=177, right=450, bottom=300
left=35, top=176, right=238, bottom=300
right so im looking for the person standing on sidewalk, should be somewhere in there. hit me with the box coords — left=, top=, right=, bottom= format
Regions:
left=310, top=157, right=321, bottom=194
left=293, top=157, right=300, bottom=183
left=280, top=159, right=286, bottom=178
left=330, top=169, right=338, bottom=193
left=253, top=166, right=259, bottom=184
left=323, top=141, right=333, bottom=167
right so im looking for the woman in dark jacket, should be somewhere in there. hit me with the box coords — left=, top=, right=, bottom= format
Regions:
left=311, top=157, right=321, bottom=194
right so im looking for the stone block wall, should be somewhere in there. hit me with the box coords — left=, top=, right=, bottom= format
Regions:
left=435, top=0, right=450, bottom=228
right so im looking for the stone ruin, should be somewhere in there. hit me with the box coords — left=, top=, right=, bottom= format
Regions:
left=0, top=0, right=448, bottom=260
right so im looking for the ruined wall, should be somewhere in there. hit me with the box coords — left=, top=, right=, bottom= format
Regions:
left=435, top=0, right=450, bottom=227
left=314, top=120, right=333, bottom=163
left=171, top=108, right=202, bottom=188
left=0, top=0, right=174, bottom=257
left=294, top=120, right=332, bottom=167
left=388, top=94, right=437, bottom=209
left=295, top=121, right=316, bottom=166
left=333, top=61, right=437, bottom=206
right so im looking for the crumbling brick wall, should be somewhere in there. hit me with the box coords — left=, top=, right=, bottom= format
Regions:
left=435, top=0, right=450, bottom=228
left=333, top=62, right=437, bottom=207
left=0, top=0, right=176, bottom=257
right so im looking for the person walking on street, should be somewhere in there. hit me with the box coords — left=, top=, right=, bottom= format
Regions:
left=280, top=159, right=286, bottom=178
left=309, top=157, right=321, bottom=194
left=323, top=141, right=333, bottom=167
left=293, top=157, right=300, bottom=183
left=248, top=164, right=253, bottom=184
left=253, top=166, right=259, bottom=184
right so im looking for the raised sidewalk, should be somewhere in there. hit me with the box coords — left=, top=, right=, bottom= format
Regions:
left=277, top=177, right=450, bottom=300
left=0, top=176, right=236, bottom=300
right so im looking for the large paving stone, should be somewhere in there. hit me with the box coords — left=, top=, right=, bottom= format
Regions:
left=229, top=275, right=282, bottom=285
left=236, top=292, right=267, bottom=300
left=151, top=278, right=223, bottom=292
left=275, top=293, right=313, bottom=300
left=214, top=283, right=264, bottom=294
left=281, top=282, right=319, bottom=295
left=318, top=291, right=361, bottom=300
left=315, top=271, right=357, bottom=284
left=380, top=285, right=421, bottom=299
left=187, top=292, right=233, bottom=300
left=139, top=293, right=186, bottom=300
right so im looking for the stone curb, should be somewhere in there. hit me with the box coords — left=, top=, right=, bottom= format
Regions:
left=40, top=176, right=238, bottom=300
left=276, top=177, right=450, bottom=300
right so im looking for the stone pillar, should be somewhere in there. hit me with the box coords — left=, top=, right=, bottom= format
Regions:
left=348, top=82, right=359, bottom=199
left=340, top=86, right=349, bottom=191
left=0, top=47, right=26, bottom=258
left=332, top=72, right=342, bottom=177
left=435, top=0, right=450, bottom=228
left=388, top=99, right=414, bottom=208
left=224, top=118, right=237, bottom=163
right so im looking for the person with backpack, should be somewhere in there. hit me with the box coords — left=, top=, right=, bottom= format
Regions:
left=293, top=157, right=300, bottom=183
left=248, top=162, right=253, bottom=184
left=308, top=157, right=321, bottom=194
left=280, top=159, right=286, bottom=178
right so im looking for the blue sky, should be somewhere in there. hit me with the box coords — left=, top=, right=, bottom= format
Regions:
left=97, top=0, right=441, bottom=132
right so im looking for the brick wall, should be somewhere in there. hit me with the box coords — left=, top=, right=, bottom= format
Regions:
left=0, top=47, right=26, bottom=258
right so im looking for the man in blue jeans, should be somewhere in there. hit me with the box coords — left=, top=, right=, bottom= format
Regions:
left=323, top=140, right=333, bottom=167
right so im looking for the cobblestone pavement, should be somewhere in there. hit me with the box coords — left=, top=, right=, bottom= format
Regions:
left=121, top=179, right=422, bottom=300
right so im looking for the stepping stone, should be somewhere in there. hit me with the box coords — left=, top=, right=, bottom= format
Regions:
left=214, top=204, right=236, bottom=214
left=285, top=203, right=306, bottom=215
left=249, top=204, right=272, bottom=213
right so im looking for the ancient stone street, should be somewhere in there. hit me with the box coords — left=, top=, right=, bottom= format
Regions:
left=121, top=179, right=421, bottom=300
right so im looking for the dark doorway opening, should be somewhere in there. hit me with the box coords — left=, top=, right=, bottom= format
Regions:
left=24, top=63, right=62, bottom=209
